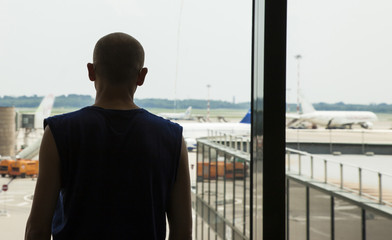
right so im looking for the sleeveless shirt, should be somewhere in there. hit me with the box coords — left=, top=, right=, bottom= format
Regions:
left=44, top=106, right=183, bottom=240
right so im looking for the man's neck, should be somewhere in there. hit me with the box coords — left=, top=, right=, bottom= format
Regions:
left=93, top=95, right=139, bottom=110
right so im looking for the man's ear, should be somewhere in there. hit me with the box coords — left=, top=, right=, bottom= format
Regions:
left=87, top=63, right=96, bottom=81
left=136, top=67, right=148, bottom=86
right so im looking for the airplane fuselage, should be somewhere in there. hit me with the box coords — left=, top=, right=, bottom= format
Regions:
left=300, top=111, right=378, bottom=128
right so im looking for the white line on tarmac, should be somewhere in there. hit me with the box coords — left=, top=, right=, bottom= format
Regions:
left=24, top=194, right=33, bottom=203
left=16, top=202, right=29, bottom=207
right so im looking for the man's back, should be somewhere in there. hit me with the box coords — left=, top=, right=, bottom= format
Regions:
left=25, top=32, right=192, bottom=240
left=46, top=106, right=183, bottom=239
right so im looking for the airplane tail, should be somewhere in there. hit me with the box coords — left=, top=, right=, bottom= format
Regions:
left=34, top=94, right=55, bottom=128
left=299, top=94, right=315, bottom=114
left=240, top=109, right=251, bottom=124
left=185, top=106, right=192, bottom=117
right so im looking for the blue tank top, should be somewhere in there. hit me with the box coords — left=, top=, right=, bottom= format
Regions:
left=44, top=106, right=183, bottom=240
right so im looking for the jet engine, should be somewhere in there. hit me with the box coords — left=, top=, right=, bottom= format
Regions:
left=360, top=122, right=373, bottom=129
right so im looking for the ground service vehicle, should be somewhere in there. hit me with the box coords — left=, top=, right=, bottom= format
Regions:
left=0, top=159, right=13, bottom=177
left=197, top=160, right=247, bottom=180
left=9, top=159, right=39, bottom=178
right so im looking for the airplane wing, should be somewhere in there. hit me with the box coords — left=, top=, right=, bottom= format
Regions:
left=286, top=113, right=303, bottom=127
left=286, top=113, right=300, bottom=120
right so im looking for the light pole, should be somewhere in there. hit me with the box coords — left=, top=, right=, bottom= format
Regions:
left=206, top=84, right=211, bottom=121
left=295, top=54, right=302, bottom=114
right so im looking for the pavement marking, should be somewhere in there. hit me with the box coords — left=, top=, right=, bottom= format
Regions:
left=24, top=194, right=33, bottom=203
left=335, top=205, right=359, bottom=211
left=16, top=202, right=29, bottom=207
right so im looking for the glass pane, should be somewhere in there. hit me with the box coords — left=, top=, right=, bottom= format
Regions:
left=252, top=0, right=264, bottom=238
left=309, top=188, right=330, bottom=240
left=288, top=180, right=306, bottom=240
left=334, top=198, right=361, bottom=240
left=197, top=143, right=204, bottom=196
left=203, top=222, right=210, bottom=240
left=203, top=145, right=210, bottom=202
left=244, top=160, right=251, bottom=238
left=366, top=211, right=392, bottom=240
left=209, top=225, right=217, bottom=240
left=210, top=148, right=217, bottom=208
left=216, top=150, right=226, bottom=216
left=225, top=154, right=234, bottom=227
left=196, top=214, right=203, bottom=240
left=234, top=157, right=246, bottom=233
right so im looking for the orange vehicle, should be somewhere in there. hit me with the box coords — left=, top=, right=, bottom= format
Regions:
left=9, top=159, right=39, bottom=178
left=197, top=160, right=247, bottom=180
left=0, top=159, right=14, bottom=177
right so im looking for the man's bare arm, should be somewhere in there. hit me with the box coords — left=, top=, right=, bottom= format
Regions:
left=25, top=126, right=61, bottom=240
left=167, top=137, right=192, bottom=240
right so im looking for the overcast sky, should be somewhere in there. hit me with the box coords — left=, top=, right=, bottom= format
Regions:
left=1, top=0, right=392, bottom=104
left=287, top=0, right=392, bottom=104
left=0, top=0, right=251, bottom=103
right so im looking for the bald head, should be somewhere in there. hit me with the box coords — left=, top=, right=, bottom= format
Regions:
left=93, top=32, right=145, bottom=85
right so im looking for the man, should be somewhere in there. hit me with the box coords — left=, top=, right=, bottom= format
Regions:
left=25, top=32, right=192, bottom=240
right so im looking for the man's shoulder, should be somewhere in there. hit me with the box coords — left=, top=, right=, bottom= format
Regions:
left=141, top=110, right=182, bottom=128
left=47, top=107, right=89, bottom=120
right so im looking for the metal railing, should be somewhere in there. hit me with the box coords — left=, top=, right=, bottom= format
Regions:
left=194, top=138, right=251, bottom=240
left=286, top=148, right=392, bottom=206
left=206, top=130, right=251, bottom=154
left=204, top=131, right=392, bottom=207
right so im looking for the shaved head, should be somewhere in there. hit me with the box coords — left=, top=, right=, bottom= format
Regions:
left=93, top=32, right=145, bottom=85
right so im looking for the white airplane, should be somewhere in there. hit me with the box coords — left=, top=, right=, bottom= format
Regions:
left=34, top=93, right=56, bottom=129
left=287, top=96, right=378, bottom=129
left=160, top=106, right=192, bottom=120
left=17, top=94, right=56, bottom=159
left=179, top=109, right=251, bottom=151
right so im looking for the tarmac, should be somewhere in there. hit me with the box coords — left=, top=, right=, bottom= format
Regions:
left=0, top=152, right=198, bottom=240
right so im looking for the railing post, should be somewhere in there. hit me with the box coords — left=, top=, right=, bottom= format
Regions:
left=340, top=163, right=343, bottom=189
left=324, top=160, right=328, bottom=183
left=359, top=168, right=362, bottom=196
left=287, top=151, right=291, bottom=172
left=379, top=173, right=383, bottom=204
left=298, top=154, right=302, bottom=175
left=310, top=156, right=314, bottom=179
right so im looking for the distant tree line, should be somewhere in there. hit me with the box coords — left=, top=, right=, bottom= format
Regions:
left=134, top=98, right=250, bottom=109
left=0, top=95, right=250, bottom=109
left=0, top=95, right=94, bottom=108
left=4, top=95, right=392, bottom=112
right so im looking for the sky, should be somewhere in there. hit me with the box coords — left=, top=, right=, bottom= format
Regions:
left=286, top=0, right=392, bottom=104
left=1, top=0, right=392, bottom=104
left=0, top=0, right=252, bottom=103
